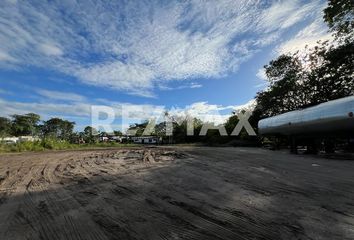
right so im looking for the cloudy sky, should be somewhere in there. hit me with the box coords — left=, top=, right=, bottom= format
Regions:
left=0, top=0, right=332, bottom=130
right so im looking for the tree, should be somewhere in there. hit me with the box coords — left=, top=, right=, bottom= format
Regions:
left=225, top=115, right=239, bottom=135
left=11, top=113, right=40, bottom=136
left=169, top=117, right=203, bottom=143
left=255, top=42, right=354, bottom=119
left=83, top=126, right=98, bottom=143
left=127, top=121, right=150, bottom=136
left=324, top=0, right=354, bottom=42
left=254, top=54, right=305, bottom=118
left=0, top=117, right=11, bottom=137
left=113, top=130, right=122, bottom=136
left=305, top=42, right=354, bottom=103
left=42, top=118, right=75, bottom=141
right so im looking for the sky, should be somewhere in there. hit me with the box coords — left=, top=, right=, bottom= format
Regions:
left=0, top=0, right=333, bottom=131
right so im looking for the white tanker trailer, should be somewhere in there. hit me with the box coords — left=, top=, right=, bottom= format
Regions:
left=258, top=96, right=354, bottom=136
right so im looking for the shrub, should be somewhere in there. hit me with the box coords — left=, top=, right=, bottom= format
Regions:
left=0, top=138, right=134, bottom=153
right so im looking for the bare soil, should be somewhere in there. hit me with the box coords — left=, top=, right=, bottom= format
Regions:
left=0, top=146, right=353, bottom=240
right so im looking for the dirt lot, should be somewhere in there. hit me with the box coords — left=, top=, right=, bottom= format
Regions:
left=0, top=147, right=353, bottom=240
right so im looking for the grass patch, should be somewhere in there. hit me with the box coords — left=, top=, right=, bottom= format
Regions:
left=0, top=139, right=138, bottom=153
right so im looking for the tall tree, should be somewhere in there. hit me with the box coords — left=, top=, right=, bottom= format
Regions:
left=255, top=0, right=354, bottom=120
left=324, top=0, right=354, bottom=42
left=255, top=54, right=305, bottom=118
left=83, top=126, right=98, bottom=143
left=42, top=118, right=75, bottom=141
left=11, top=113, right=40, bottom=136
left=0, top=117, right=11, bottom=137
left=113, top=130, right=122, bottom=136
left=127, top=121, right=150, bottom=136
left=305, top=42, right=354, bottom=103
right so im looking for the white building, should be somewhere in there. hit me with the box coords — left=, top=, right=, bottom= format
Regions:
left=0, top=137, right=19, bottom=144
left=0, top=136, right=40, bottom=144
left=130, top=136, right=160, bottom=144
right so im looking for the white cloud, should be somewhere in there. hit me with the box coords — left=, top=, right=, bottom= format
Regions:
left=0, top=96, right=255, bottom=129
left=233, top=99, right=256, bottom=112
left=73, top=62, right=156, bottom=97
left=256, top=68, right=267, bottom=81
left=0, top=89, right=13, bottom=95
left=38, top=43, right=63, bottom=56
left=0, top=51, right=17, bottom=62
left=254, top=68, right=269, bottom=89
left=278, top=19, right=333, bottom=54
left=276, top=2, right=334, bottom=55
left=36, top=89, right=86, bottom=102
left=190, top=83, right=202, bottom=89
left=0, top=0, right=324, bottom=96
left=159, top=82, right=202, bottom=91
left=258, top=0, right=319, bottom=32
left=168, top=99, right=256, bottom=125
left=0, top=98, right=91, bottom=118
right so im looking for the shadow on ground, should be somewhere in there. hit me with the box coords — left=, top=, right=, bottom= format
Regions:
left=0, top=147, right=353, bottom=240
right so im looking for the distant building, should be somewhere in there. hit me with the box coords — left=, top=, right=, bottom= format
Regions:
left=99, top=136, right=110, bottom=142
left=97, top=134, right=160, bottom=144
left=130, top=136, right=160, bottom=144
left=19, top=136, right=40, bottom=142
left=98, top=134, right=128, bottom=143
left=0, top=137, right=19, bottom=144
left=0, top=136, right=40, bottom=144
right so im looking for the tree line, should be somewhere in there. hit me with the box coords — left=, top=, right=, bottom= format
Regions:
left=0, top=112, right=254, bottom=146
left=126, top=112, right=257, bottom=146
left=0, top=113, right=72, bottom=139
left=0, top=113, right=115, bottom=144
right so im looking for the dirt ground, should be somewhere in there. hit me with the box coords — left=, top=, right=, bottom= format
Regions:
left=0, top=147, right=353, bottom=240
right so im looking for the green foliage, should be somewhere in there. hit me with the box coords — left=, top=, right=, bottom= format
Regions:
left=224, top=115, right=239, bottom=135
left=42, top=118, right=75, bottom=141
left=0, top=138, right=76, bottom=153
left=113, top=130, right=122, bottom=136
left=83, top=126, right=99, bottom=143
left=255, top=54, right=306, bottom=119
left=11, top=113, right=40, bottom=136
left=256, top=0, right=354, bottom=121
left=306, top=41, right=354, bottom=103
left=164, top=117, right=203, bottom=143
left=127, top=121, right=150, bottom=136
left=324, top=0, right=354, bottom=42
left=0, top=117, right=11, bottom=137
left=40, top=138, right=76, bottom=150
left=0, top=138, right=137, bottom=153
left=11, top=141, right=45, bottom=152
left=255, top=41, right=354, bottom=120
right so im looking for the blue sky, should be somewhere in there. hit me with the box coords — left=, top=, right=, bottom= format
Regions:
left=0, top=0, right=332, bottom=131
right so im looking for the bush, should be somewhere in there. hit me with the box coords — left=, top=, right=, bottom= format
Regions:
left=0, top=138, right=79, bottom=153
left=0, top=139, right=135, bottom=153
left=15, top=141, right=45, bottom=152
left=40, top=138, right=77, bottom=150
